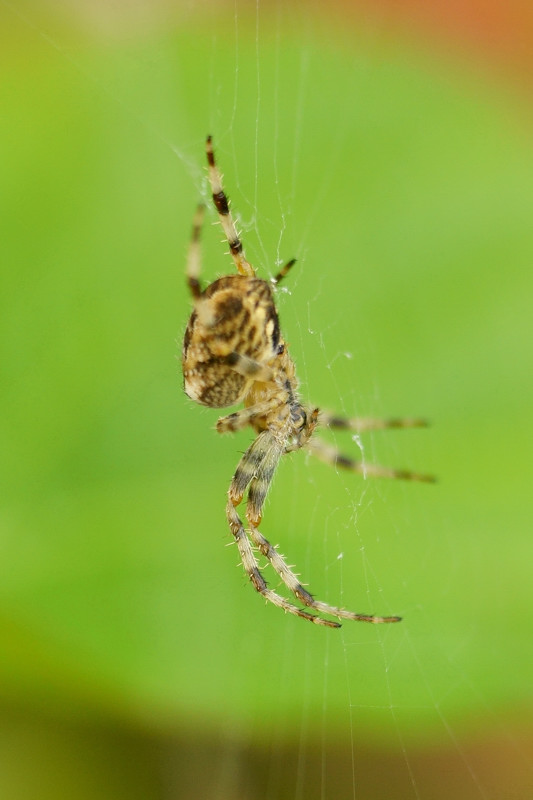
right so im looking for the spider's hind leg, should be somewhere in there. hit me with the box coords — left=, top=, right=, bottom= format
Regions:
left=271, top=258, right=296, bottom=286
left=186, top=203, right=205, bottom=300
left=206, top=135, right=255, bottom=278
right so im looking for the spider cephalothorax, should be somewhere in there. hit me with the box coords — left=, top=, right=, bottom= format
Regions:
left=182, top=136, right=433, bottom=628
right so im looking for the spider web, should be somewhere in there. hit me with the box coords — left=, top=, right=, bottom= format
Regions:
left=2, top=1, right=532, bottom=799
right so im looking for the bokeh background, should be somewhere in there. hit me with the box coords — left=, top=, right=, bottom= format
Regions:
left=1, top=0, right=532, bottom=798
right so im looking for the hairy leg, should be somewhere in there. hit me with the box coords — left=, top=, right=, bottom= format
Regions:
left=206, top=136, right=255, bottom=278
left=228, top=432, right=401, bottom=625
left=307, top=436, right=436, bottom=483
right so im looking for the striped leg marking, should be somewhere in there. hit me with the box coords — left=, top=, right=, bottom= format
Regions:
left=206, top=136, right=255, bottom=277
left=308, top=436, right=436, bottom=483
left=226, top=431, right=400, bottom=626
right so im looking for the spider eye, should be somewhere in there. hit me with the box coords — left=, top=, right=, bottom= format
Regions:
left=277, top=343, right=285, bottom=355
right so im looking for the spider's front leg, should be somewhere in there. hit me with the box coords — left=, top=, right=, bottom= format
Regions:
left=236, top=432, right=401, bottom=627
left=226, top=431, right=340, bottom=627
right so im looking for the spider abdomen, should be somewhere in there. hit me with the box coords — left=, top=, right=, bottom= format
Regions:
left=182, top=275, right=280, bottom=408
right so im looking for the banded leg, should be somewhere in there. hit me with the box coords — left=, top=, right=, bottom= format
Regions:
left=227, top=431, right=338, bottom=627
left=216, top=399, right=280, bottom=434
left=272, top=258, right=296, bottom=286
left=307, top=436, right=436, bottom=483
left=226, top=502, right=338, bottom=627
left=319, top=412, right=430, bottom=432
left=247, top=473, right=400, bottom=623
left=228, top=431, right=401, bottom=626
left=206, top=135, right=255, bottom=277
left=186, top=203, right=205, bottom=300
left=228, top=430, right=284, bottom=514
left=223, top=352, right=275, bottom=383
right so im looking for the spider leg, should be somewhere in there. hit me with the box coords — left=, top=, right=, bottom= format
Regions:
left=223, top=352, right=275, bottom=383
left=271, top=258, right=296, bottom=286
left=216, top=399, right=279, bottom=434
left=227, top=431, right=400, bottom=626
left=228, top=430, right=283, bottom=519
left=206, top=136, right=255, bottom=278
left=226, top=503, right=339, bottom=628
left=307, top=436, right=436, bottom=483
left=227, top=432, right=339, bottom=628
left=247, top=523, right=400, bottom=624
left=319, top=412, right=430, bottom=432
left=186, top=203, right=205, bottom=300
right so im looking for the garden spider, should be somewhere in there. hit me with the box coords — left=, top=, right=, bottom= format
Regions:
left=182, top=136, right=433, bottom=628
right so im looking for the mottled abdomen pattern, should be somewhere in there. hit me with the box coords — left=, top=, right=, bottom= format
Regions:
left=182, top=274, right=280, bottom=408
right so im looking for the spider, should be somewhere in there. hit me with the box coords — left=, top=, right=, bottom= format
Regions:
left=182, top=136, right=434, bottom=628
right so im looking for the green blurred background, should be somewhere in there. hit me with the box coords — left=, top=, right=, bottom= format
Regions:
left=1, top=1, right=532, bottom=798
